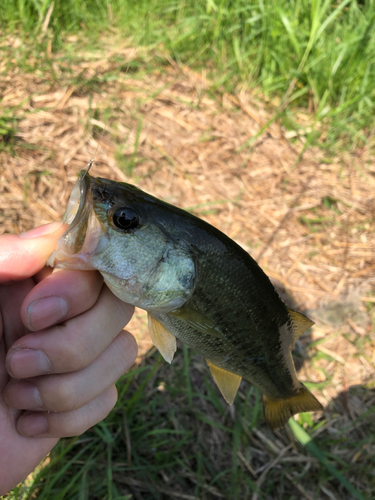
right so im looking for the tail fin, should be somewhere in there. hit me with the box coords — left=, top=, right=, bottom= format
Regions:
left=263, top=385, right=323, bottom=430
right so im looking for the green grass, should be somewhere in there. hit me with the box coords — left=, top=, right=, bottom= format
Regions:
left=6, top=348, right=374, bottom=499
left=289, top=418, right=367, bottom=500
left=1, top=0, right=375, bottom=152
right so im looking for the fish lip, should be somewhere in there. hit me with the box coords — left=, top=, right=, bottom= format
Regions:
left=64, top=169, right=91, bottom=233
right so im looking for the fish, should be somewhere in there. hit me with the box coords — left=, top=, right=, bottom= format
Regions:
left=47, top=169, right=323, bottom=430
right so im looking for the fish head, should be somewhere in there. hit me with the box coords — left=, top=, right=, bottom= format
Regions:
left=47, top=171, right=196, bottom=313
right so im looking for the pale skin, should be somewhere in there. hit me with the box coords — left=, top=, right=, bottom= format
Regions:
left=0, top=222, right=137, bottom=495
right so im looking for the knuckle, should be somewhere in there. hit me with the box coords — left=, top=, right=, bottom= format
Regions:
left=74, top=389, right=117, bottom=435
left=114, top=331, right=138, bottom=372
left=74, top=334, right=96, bottom=365
left=93, top=386, right=117, bottom=421
left=72, top=409, right=91, bottom=436
left=46, top=378, right=77, bottom=411
left=100, top=391, right=117, bottom=420
left=78, top=271, right=103, bottom=302
left=54, top=326, right=94, bottom=371
left=46, top=387, right=118, bottom=437
left=103, top=286, right=134, bottom=327
left=118, top=302, right=135, bottom=325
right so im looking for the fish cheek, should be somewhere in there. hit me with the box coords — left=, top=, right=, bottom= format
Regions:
left=143, top=244, right=196, bottom=312
left=90, top=230, right=151, bottom=303
left=89, top=225, right=195, bottom=312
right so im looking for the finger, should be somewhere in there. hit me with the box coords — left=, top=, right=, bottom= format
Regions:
left=33, top=267, right=54, bottom=284
left=0, top=280, right=32, bottom=350
left=6, top=285, right=135, bottom=379
left=0, top=222, right=66, bottom=284
left=5, top=330, right=137, bottom=412
left=17, top=385, right=118, bottom=438
left=21, top=269, right=104, bottom=332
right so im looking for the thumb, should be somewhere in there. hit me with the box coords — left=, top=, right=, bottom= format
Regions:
left=0, top=221, right=66, bottom=283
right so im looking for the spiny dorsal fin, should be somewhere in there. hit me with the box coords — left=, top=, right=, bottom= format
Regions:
left=263, top=384, right=323, bottom=430
left=287, top=307, right=314, bottom=342
left=206, top=359, right=242, bottom=405
left=170, top=306, right=222, bottom=338
left=148, top=314, right=176, bottom=363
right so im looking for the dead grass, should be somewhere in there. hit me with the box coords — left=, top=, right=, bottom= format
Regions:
left=1, top=33, right=375, bottom=498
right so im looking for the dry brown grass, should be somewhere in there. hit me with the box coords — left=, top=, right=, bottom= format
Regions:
left=1, top=34, right=374, bottom=498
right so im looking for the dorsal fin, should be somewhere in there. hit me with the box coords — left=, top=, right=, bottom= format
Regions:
left=206, top=359, right=242, bottom=405
left=148, top=314, right=177, bottom=363
left=287, top=307, right=314, bottom=342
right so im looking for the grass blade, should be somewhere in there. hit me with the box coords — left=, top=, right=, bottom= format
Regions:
left=288, top=418, right=367, bottom=500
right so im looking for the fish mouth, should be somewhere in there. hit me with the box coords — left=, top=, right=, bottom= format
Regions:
left=63, top=169, right=91, bottom=228
left=47, top=170, right=103, bottom=270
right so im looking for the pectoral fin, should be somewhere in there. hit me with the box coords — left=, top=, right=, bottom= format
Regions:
left=170, top=306, right=222, bottom=338
left=287, top=307, right=314, bottom=342
left=263, top=384, right=323, bottom=430
left=206, top=359, right=242, bottom=405
left=147, top=314, right=177, bottom=363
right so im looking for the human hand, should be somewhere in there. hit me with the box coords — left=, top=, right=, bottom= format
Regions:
left=0, top=222, right=137, bottom=494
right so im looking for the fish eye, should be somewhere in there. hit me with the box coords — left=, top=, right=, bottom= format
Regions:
left=112, top=207, right=139, bottom=230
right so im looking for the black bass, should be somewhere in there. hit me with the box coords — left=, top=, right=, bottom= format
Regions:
left=47, top=169, right=323, bottom=430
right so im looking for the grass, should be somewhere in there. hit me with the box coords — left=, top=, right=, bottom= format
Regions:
left=289, top=418, right=367, bottom=500
left=6, top=347, right=375, bottom=499
left=1, top=0, right=375, bottom=152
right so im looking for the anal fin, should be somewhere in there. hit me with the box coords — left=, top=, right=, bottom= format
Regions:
left=148, top=314, right=177, bottom=364
left=263, top=384, right=323, bottom=430
left=287, top=307, right=314, bottom=342
left=206, top=359, right=242, bottom=405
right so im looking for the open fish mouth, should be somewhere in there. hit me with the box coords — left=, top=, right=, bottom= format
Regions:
left=47, top=171, right=103, bottom=270
left=63, top=169, right=91, bottom=227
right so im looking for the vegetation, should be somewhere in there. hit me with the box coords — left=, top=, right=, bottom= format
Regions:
left=1, top=0, right=375, bottom=151
left=7, top=346, right=375, bottom=499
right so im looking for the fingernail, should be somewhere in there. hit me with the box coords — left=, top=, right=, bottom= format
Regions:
left=8, top=381, right=43, bottom=410
left=7, top=348, right=52, bottom=378
left=27, top=296, right=68, bottom=331
left=18, top=412, right=49, bottom=437
left=20, top=221, right=64, bottom=239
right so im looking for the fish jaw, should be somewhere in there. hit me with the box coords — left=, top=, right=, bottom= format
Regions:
left=46, top=209, right=103, bottom=271
left=47, top=171, right=100, bottom=270
left=47, top=187, right=104, bottom=271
